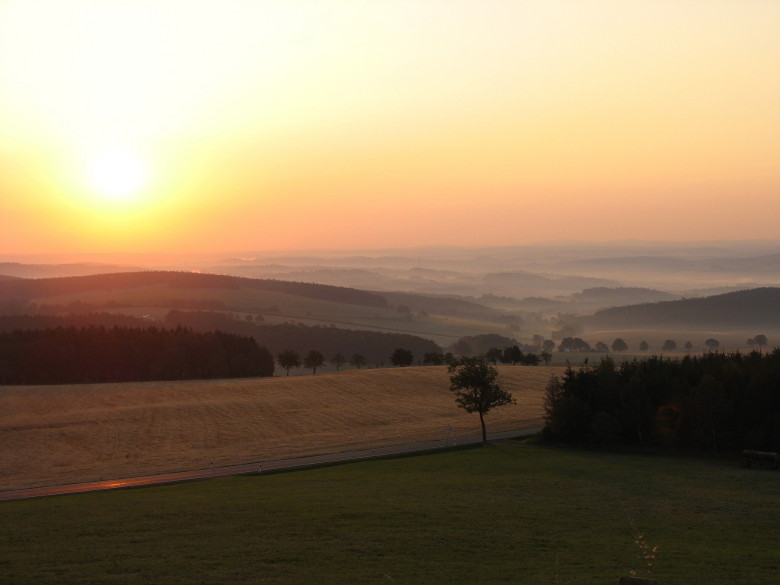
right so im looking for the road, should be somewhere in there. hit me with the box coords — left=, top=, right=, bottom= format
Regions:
left=0, top=427, right=541, bottom=502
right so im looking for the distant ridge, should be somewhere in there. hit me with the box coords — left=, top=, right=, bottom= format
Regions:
left=0, top=271, right=388, bottom=308
left=588, top=287, right=780, bottom=329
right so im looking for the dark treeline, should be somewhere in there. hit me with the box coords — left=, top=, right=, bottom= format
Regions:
left=0, top=326, right=274, bottom=385
left=0, top=312, right=154, bottom=332
left=543, top=351, right=780, bottom=452
left=164, top=310, right=441, bottom=365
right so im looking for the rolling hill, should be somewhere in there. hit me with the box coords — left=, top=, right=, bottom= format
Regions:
left=0, top=271, right=521, bottom=346
left=587, top=287, right=780, bottom=330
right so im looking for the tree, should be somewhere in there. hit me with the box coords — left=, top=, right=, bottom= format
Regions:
left=639, top=340, right=649, bottom=351
left=684, top=341, right=693, bottom=352
left=753, top=334, right=768, bottom=352
left=277, top=349, right=301, bottom=376
left=539, top=350, right=552, bottom=365
left=423, top=352, right=445, bottom=365
left=448, top=358, right=515, bottom=445
left=350, top=353, right=367, bottom=369
left=595, top=341, right=609, bottom=352
left=390, top=347, right=414, bottom=367
left=558, top=337, right=591, bottom=352
left=501, top=345, right=523, bottom=365
left=485, top=347, right=503, bottom=364
left=611, top=338, right=628, bottom=352
left=662, top=339, right=677, bottom=351
left=330, top=352, right=346, bottom=372
left=704, top=338, right=720, bottom=352
left=542, top=339, right=556, bottom=354
left=303, top=350, right=325, bottom=374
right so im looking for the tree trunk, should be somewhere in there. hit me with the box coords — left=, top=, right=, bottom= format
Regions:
left=479, top=411, right=487, bottom=445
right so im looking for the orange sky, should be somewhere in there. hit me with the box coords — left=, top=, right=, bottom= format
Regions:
left=1, top=1, right=779, bottom=254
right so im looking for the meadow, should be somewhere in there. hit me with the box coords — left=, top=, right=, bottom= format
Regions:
left=2, top=442, right=779, bottom=584
left=0, top=366, right=561, bottom=490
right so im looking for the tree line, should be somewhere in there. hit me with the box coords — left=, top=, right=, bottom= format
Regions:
left=0, top=326, right=274, bottom=385
left=543, top=350, right=780, bottom=452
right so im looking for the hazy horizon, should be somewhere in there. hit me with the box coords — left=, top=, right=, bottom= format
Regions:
left=3, top=1, right=779, bottom=255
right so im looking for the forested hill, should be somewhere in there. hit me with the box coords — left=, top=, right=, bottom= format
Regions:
left=0, top=271, right=388, bottom=308
left=0, top=311, right=442, bottom=366
left=588, top=287, right=780, bottom=329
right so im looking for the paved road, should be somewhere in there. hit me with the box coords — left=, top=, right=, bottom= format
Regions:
left=0, top=426, right=542, bottom=502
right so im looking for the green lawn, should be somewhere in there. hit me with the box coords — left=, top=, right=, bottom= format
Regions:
left=2, top=443, right=779, bottom=584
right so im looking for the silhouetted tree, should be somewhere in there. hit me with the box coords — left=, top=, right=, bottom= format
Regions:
left=611, top=338, right=628, bottom=352
left=753, top=334, right=768, bottom=352
left=542, top=339, right=556, bottom=353
left=684, top=341, right=693, bottom=352
left=330, top=352, right=346, bottom=372
left=595, top=342, right=609, bottom=352
left=558, top=337, right=591, bottom=352
left=448, top=358, right=515, bottom=445
left=639, top=340, right=649, bottom=351
left=662, top=339, right=677, bottom=351
left=390, top=348, right=414, bottom=367
left=485, top=347, right=503, bottom=364
left=303, top=350, right=325, bottom=374
left=540, top=350, right=552, bottom=365
left=501, top=345, right=524, bottom=365
left=277, top=349, right=301, bottom=376
left=423, top=352, right=445, bottom=365
left=350, top=353, right=367, bottom=369
left=704, top=338, right=720, bottom=352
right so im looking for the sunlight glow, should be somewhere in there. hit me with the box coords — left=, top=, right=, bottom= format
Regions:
left=86, top=149, right=150, bottom=202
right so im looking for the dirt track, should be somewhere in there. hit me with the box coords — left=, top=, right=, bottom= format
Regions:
left=0, top=366, right=562, bottom=491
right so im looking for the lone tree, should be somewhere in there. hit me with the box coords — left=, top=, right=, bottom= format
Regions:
left=704, top=338, right=720, bottom=352
left=390, top=347, right=414, bottom=367
left=277, top=349, right=301, bottom=376
left=303, top=350, right=325, bottom=374
left=448, top=358, right=515, bottom=445
left=330, top=352, right=346, bottom=372
left=611, top=338, right=628, bottom=352
left=662, top=339, right=677, bottom=351
left=752, top=334, right=768, bottom=353
left=350, top=353, right=367, bottom=369
left=639, top=340, right=649, bottom=351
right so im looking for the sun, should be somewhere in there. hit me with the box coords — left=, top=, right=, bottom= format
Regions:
left=86, top=149, right=150, bottom=202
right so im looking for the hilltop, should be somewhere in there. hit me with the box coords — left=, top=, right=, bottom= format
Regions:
left=587, top=287, right=780, bottom=330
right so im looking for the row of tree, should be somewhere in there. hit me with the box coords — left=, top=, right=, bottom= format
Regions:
left=543, top=351, right=780, bottom=452
left=557, top=336, right=738, bottom=353
left=0, top=326, right=274, bottom=385
left=275, top=347, right=416, bottom=375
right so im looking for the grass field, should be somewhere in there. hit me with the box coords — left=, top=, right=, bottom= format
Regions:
left=0, top=366, right=562, bottom=491
left=2, top=443, right=779, bottom=584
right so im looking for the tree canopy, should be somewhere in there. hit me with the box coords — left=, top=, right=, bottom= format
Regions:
left=303, top=350, right=325, bottom=374
left=0, top=326, right=274, bottom=384
left=390, top=348, right=414, bottom=367
left=277, top=349, right=301, bottom=376
left=448, top=358, right=515, bottom=445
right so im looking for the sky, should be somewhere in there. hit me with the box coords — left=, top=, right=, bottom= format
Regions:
left=1, top=0, right=779, bottom=255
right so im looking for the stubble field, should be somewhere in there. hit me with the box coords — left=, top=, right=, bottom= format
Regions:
left=0, top=365, right=562, bottom=491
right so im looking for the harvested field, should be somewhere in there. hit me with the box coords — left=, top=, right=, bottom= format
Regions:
left=0, top=365, right=563, bottom=491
